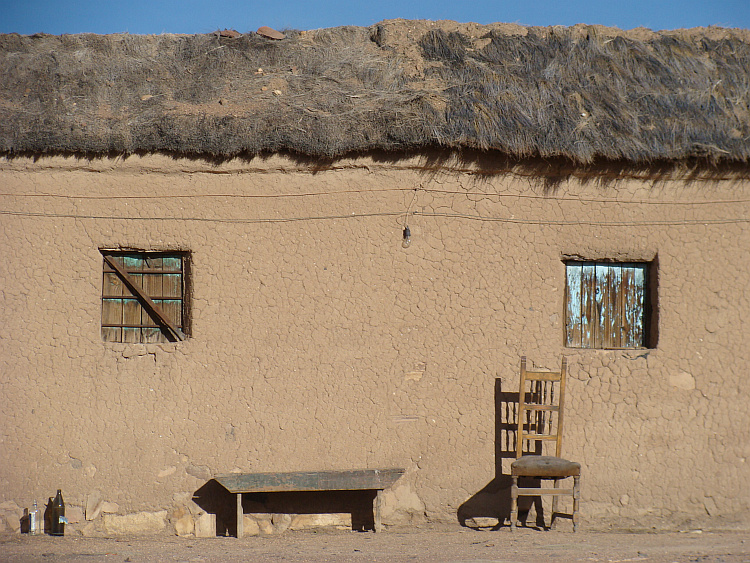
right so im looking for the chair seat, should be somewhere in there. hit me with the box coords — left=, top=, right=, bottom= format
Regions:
left=511, top=455, right=581, bottom=478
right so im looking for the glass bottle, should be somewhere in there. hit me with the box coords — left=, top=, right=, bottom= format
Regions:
left=29, top=500, right=41, bottom=535
left=50, top=490, right=65, bottom=536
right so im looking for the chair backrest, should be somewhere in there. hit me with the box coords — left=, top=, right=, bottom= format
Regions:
left=515, top=356, right=568, bottom=459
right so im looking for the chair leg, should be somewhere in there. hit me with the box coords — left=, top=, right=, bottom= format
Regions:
left=551, top=478, right=559, bottom=528
left=572, top=475, right=580, bottom=532
left=510, top=476, right=518, bottom=531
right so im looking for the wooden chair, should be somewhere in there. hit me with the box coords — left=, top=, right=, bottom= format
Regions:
left=510, top=356, right=580, bottom=531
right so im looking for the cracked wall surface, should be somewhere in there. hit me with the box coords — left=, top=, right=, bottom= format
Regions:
left=1, top=153, right=749, bottom=533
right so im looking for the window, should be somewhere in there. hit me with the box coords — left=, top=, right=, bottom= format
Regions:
left=565, top=261, right=653, bottom=349
left=101, top=251, right=188, bottom=343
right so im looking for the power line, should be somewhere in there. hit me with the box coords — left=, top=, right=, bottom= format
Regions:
left=414, top=211, right=750, bottom=226
left=1, top=188, right=748, bottom=206
left=0, top=209, right=404, bottom=224
left=1, top=209, right=748, bottom=226
left=424, top=189, right=750, bottom=206
left=0, top=188, right=404, bottom=200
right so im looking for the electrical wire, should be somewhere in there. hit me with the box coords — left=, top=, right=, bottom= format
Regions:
left=402, top=187, right=419, bottom=228
left=0, top=188, right=749, bottom=206
left=0, top=209, right=404, bottom=224
left=0, top=188, right=404, bottom=200
left=1, top=209, right=748, bottom=226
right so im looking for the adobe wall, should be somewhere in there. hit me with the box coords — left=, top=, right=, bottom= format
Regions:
left=1, top=153, right=748, bottom=534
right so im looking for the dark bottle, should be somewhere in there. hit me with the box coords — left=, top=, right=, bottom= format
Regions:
left=50, top=490, right=65, bottom=536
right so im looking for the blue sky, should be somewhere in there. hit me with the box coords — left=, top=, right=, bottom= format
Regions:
left=1, top=0, right=748, bottom=35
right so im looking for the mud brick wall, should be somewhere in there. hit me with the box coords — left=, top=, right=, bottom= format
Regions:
left=1, top=153, right=748, bottom=533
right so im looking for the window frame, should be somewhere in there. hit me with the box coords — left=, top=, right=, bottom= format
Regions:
left=564, top=260, right=656, bottom=350
left=101, top=250, right=190, bottom=343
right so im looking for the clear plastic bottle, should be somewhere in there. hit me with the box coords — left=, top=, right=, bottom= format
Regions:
left=29, top=500, right=41, bottom=535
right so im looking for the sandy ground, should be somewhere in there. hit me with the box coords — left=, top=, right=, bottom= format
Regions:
left=0, top=525, right=748, bottom=563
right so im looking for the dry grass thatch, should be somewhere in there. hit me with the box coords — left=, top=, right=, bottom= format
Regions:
left=1, top=20, right=749, bottom=164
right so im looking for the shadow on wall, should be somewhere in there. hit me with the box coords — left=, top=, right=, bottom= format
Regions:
left=457, top=379, right=544, bottom=530
left=192, top=480, right=236, bottom=537
left=283, top=148, right=750, bottom=189
left=43, top=498, right=54, bottom=535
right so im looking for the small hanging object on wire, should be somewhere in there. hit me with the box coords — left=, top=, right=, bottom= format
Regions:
left=401, top=186, right=419, bottom=249
left=402, top=225, right=411, bottom=248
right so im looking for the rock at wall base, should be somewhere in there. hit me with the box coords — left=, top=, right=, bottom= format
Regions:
left=272, top=513, right=292, bottom=533
left=103, top=511, right=167, bottom=535
left=66, top=506, right=84, bottom=524
left=194, top=513, right=216, bottom=538
left=381, top=484, right=426, bottom=525
left=174, top=513, right=194, bottom=536
left=465, top=516, right=500, bottom=528
left=290, top=513, right=352, bottom=530
left=242, top=515, right=261, bottom=536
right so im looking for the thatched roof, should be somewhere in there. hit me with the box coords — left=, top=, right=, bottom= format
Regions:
left=1, top=20, right=749, bottom=165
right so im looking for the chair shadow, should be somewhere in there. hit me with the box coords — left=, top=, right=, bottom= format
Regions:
left=457, top=379, right=544, bottom=530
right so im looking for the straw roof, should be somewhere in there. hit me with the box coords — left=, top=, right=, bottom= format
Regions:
left=1, top=19, right=749, bottom=165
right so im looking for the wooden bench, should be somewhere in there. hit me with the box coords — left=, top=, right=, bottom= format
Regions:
left=214, top=468, right=405, bottom=537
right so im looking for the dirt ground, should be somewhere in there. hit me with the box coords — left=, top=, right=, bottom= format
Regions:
left=1, top=525, right=748, bottom=563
